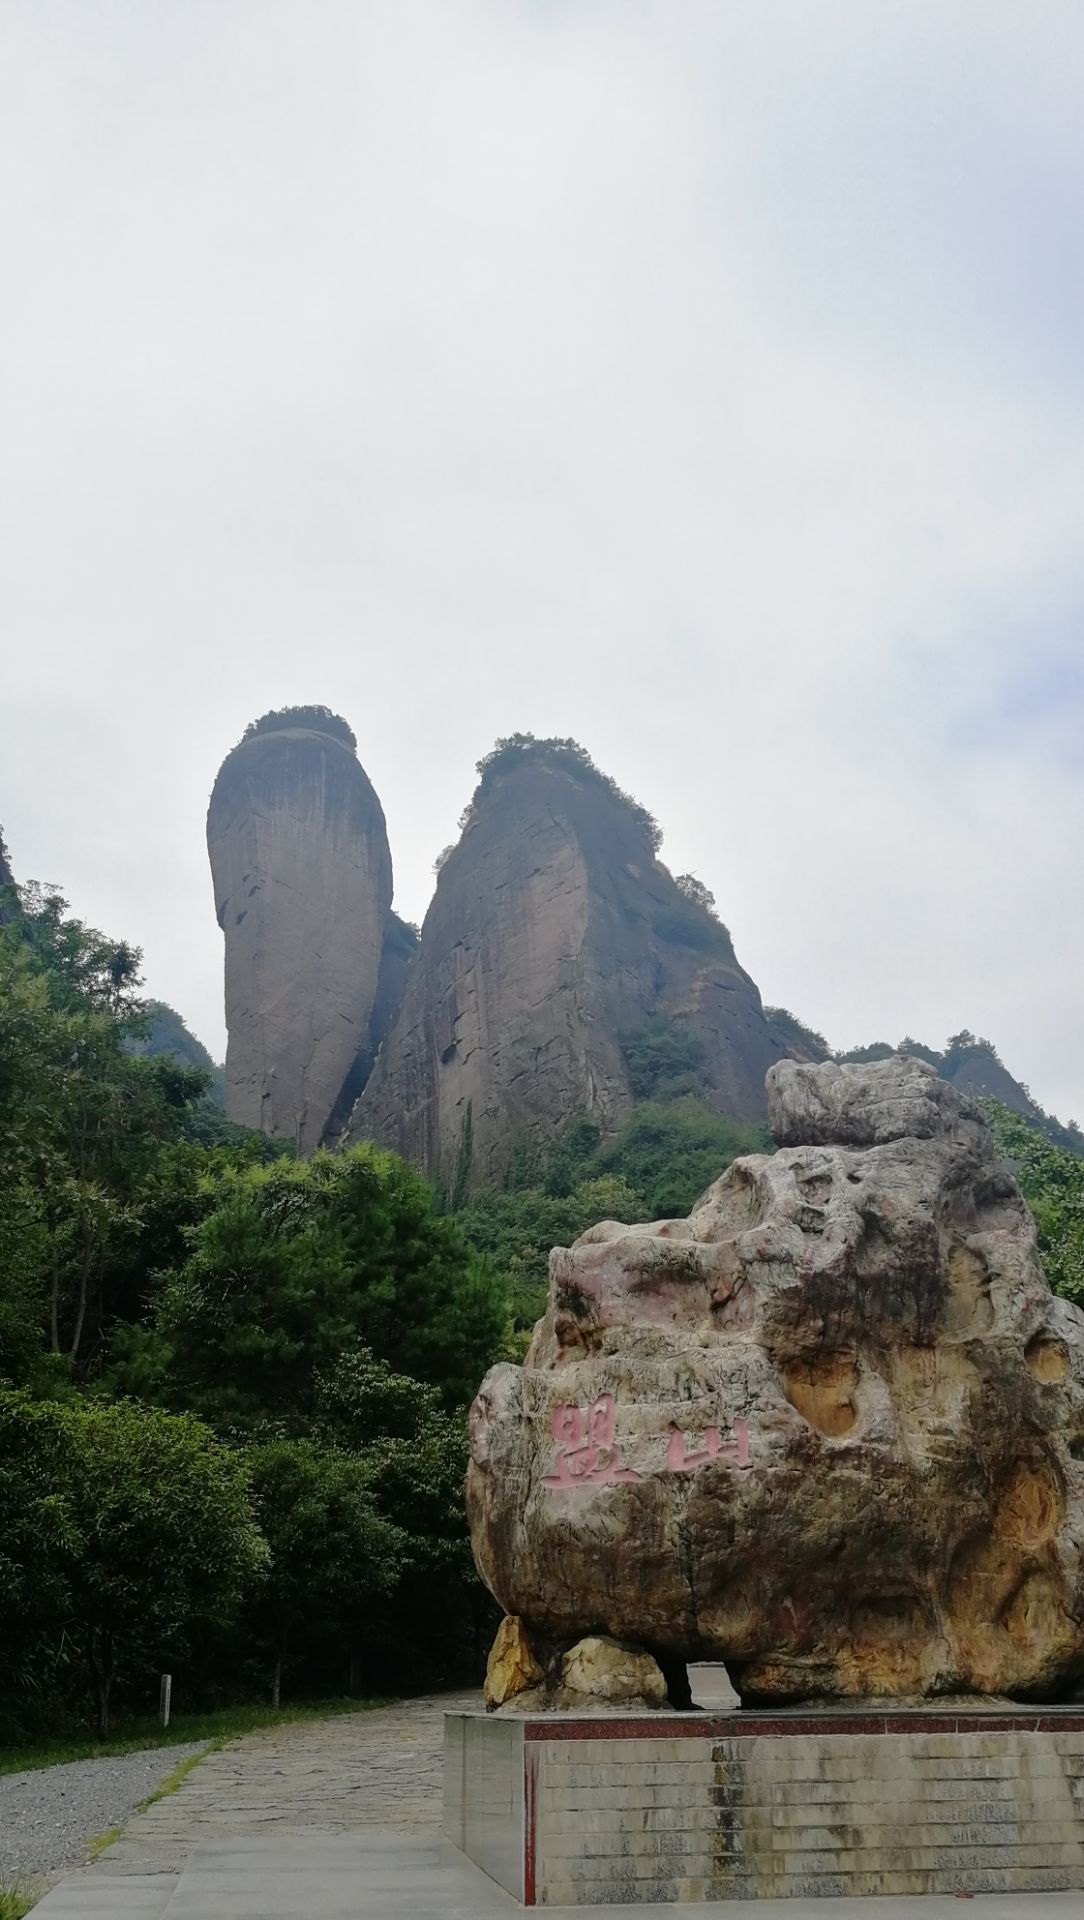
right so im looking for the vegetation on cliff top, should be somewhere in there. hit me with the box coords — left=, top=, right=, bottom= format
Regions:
left=240, top=706, right=358, bottom=753
left=458, top=732, right=663, bottom=853
left=837, top=1029, right=1082, bottom=1155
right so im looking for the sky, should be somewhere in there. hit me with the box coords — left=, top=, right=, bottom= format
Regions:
left=1, top=0, right=1082, bottom=1121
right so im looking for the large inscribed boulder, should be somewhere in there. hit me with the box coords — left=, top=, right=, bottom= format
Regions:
left=467, top=1057, right=1084, bottom=1703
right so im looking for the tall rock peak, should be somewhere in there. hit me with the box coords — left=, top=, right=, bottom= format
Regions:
left=207, top=706, right=393, bottom=1152
left=349, top=736, right=788, bottom=1189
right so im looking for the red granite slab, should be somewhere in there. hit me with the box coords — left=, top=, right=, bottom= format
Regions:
left=523, top=1709, right=1084, bottom=1742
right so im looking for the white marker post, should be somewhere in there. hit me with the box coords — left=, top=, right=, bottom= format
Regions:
left=159, top=1673, right=172, bottom=1729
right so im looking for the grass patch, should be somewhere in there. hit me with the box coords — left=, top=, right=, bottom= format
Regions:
left=0, top=1695, right=388, bottom=1779
left=87, top=1824, right=124, bottom=1862
left=0, top=1879, right=40, bottom=1920
left=81, top=1749, right=214, bottom=1870
left=135, top=1747, right=208, bottom=1812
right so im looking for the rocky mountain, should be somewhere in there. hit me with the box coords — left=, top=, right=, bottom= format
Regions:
left=125, top=999, right=225, bottom=1104
left=835, top=1033, right=1082, bottom=1153
left=201, top=719, right=1078, bottom=1179
left=207, top=707, right=397, bottom=1152
left=347, top=739, right=797, bottom=1189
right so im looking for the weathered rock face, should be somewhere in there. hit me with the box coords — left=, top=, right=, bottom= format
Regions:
left=467, top=1056, right=1084, bottom=1703
left=207, top=712, right=393, bottom=1152
left=349, top=751, right=786, bottom=1188
left=485, top=1621, right=667, bottom=1713
left=484, top=1615, right=544, bottom=1708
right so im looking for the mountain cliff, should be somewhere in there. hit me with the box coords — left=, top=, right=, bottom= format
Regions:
left=199, top=719, right=1078, bottom=1176
left=207, top=707, right=394, bottom=1152
left=348, top=738, right=791, bottom=1189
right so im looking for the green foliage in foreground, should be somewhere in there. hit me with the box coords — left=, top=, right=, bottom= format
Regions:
left=984, top=1100, right=1084, bottom=1304
left=0, top=878, right=504, bottom=1749
left=124, top=1146, right=505, bottom=1426
left=0, top=1878, right=38, bottom=1920
left=456, top=1100, right=766, bottom=1330
left=0, top=1392, right=265, bottom=1737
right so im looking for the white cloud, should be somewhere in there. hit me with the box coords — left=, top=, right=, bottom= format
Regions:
left=1, top=0, right=1081, bottom=1119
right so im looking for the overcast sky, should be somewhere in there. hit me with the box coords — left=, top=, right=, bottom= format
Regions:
left=2, top=1, right=1082, bottom=1121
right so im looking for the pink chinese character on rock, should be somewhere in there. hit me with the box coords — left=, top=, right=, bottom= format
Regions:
left=665, top=1416, right=750, bottom=1474
left=666, top=1426, right=721, bottom=1473
left=543, top=1393, right=641, bottom=1491
left=552, top=1403, right=583, bottom=1448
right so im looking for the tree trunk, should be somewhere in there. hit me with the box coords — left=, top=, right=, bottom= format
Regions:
left=349, top=1647, right=363, bottom=1697
left=97, top=1671, right=112, bottom=1740
left=70, top=1241, right=92, bottom=1361
left=271, top=1654, right=282, bottom=1709
left=49, top=1269, right=61, bottom=1355
left=90, top=1628, right=115, bottom=1740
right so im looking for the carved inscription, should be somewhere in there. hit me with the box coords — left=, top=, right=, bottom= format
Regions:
left=543, top=1394, right=750, bottom=1491
left=542, top=1393, right=641, bottom=1488
left=666, top=1418, right=749, bottom=1472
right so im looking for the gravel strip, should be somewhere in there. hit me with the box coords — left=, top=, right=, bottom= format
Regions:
left=0, top=1742, right=206, bottom=1880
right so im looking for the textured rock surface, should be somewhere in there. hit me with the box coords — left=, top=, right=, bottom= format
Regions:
left=484, top=1616, right=543, bottom=1708
left=350, top=751, right=787, bottom=1187
left=207, top=714, right=392, bottom=1151
left=467, top=1056, right=1084, bottom=1703
left=487, top=1626, right=668, bottom=1713
left=558, top=1636, right=668, bottom=1708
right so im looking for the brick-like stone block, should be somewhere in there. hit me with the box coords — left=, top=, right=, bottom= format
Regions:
left=445, top=1712, right=1084, bottom=1904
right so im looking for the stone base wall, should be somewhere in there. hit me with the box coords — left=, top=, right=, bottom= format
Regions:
left=443, top=1709, right=1084, bottom=1905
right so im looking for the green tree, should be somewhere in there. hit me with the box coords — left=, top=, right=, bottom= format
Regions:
left=0, top=1393, right=265, bottom=1736
left=67, top=1399, right=266, bottom=1735
left=155, top=1146, right=507, bottom=1428
left=315, top=1350, right=487, bottom=1688
left=620, top=1020, right=707, bottom=1101
left=984, top=1101, right=1084, bottom=1303
left=244, top=1438, right=404, bottom=1704
left=602, top=1100, right=766, bottom=1219
left=0, top=898, right=213, bottom=1371
left=0, top=1390, right=78, bottom=1719
left=456, top=1097, right=764, bottom=1327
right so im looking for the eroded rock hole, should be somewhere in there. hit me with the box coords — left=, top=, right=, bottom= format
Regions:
left=1025, top=1335, right=1069, bottom=1384
left=781, top=1349, right=859, bottom=1437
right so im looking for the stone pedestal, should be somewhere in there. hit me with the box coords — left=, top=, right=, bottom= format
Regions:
left=443, top=1707, right=1084, bottom=1905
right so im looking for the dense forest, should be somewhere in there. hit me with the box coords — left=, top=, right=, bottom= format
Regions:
left=1, top=868, right=1082, bottom=1745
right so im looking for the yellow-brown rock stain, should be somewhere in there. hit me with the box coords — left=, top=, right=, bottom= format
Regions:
left=780, top=1349, right=859, bottom=1437
left=1026, top=1334, right=1070, bottom=1384
left=943, top=1246, right=994, bottom=1335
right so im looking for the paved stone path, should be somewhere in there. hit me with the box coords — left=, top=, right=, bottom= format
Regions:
left=88, top=1692, right=478, bottom=1879
left=33, top=1693, right=487, bottom=1917
left=30, top=1680, right=1084, bottom=1915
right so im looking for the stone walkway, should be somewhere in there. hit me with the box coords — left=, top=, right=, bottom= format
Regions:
left=33, top=1692, right=480, bottom=1914
left=30, top=1682, right=1084, bottom=1916
left=89, top=1692, right=477, bottom=1878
